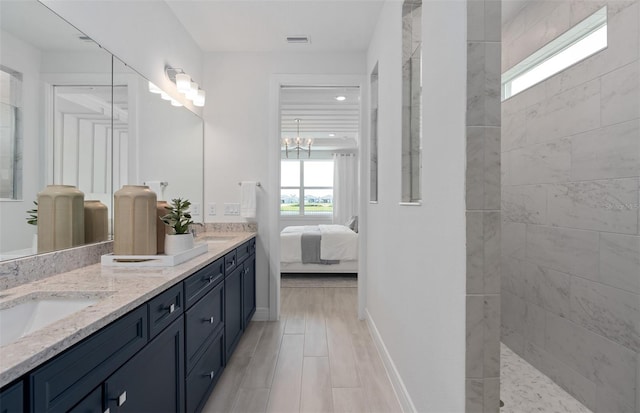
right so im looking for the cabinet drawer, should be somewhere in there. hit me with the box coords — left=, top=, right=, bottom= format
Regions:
left=224, top=250, right=237, bottom=274
left=31, top=306, right=147, bottom=413
left=184, top=258, right=224, bottom=309
left=0, top=380, right=23, bottom=413
left=185, top=282, right=224, bottom=373
left=236, top=241, right=251, bottom=265
left=185, top=332, right=224, bottom=413
left=148, top=283, right=183, bottom=338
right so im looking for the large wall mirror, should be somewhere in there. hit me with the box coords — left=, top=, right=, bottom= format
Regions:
left=0, top=0, right=203, bottom=262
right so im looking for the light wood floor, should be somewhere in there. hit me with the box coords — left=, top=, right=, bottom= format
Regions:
left=201, top=287, right=402, bottom=413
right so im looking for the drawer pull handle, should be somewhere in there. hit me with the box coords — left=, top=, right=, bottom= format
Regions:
left=104, top=409, right=110, bottom=413
left=208, top=275, right=214, bottom=283
left=244, top=268, right=249, bottom=275
left=167, top=304, right=176, bottom=314
left=204, top=371, right=215, bottom=380
left=203, top=316, right=215, bottom=324
left=118, top=391, right=127, bottom=406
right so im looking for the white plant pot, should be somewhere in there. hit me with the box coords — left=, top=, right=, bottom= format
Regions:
left=164, top=233, right=194, bottom=256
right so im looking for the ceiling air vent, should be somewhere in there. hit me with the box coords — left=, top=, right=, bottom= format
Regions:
left=286, top=36, right=310, bottom=44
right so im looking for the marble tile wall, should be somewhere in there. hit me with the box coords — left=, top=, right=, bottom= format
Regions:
left=466, top=1, right=501, bottom=412
left=501, top=1, right=640, bottom=412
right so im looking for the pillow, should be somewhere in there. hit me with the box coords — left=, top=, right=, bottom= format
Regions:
left=345, top=216, right=358, bottom=233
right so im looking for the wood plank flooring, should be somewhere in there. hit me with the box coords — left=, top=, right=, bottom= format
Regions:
left=201, top=287, right=402, bottom=413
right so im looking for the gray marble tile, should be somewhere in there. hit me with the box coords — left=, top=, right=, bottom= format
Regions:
left=595, top=386, right=635, bottom=413
left=547, top=179, right=639, bottom=234
left=501, top=221, right=525, bottom=259
left=523, top=302, right=546, bottom=350
left=570, top=276, right=640, bottom=352
left=466, top=379, right=484, bottom=413
left=468, top=41, right=486, bottom=127
left=467, top=212, right=484, bottom=294
left=484, top=127, right=501, bottom=211
left=544, top=312, right=637, bottom=408
left=523, top=262, right=571, bottom=317
left=484, top=295, right=500, bottom=378
left=526, top=80, right=601, bottom=145
left=501, top=107, right=527, bottom=152
left=525, top=225, right=599, bottom=278
left=501, top=256, right=525, bottom=299
left=484, top=42, right=501, bottom=128
left=483, top=211, right=501, bottom=294
left=521, top=342, right=597, bottom=411
left=501, top=291, right=525, bottom=353
left=601, top=61, right=639, bottom=127
left=484, top=377, right=500, bottom=413
left=502, top=8, right=525, bottom=58
left=571, top=119, right=640, bottom=181
left=484, top=0, right=501, bottom=42
left=501, top=343, right=594, bottom=413
left=467, top=295, right=485, bottom=378
left=467, top=0, right=485, bottom=41
left=467, top=127, right=485, bottom=211
left=506, top=139, right=571, bottom=185
left=502, top=185, right=547, bottom=225
left=599, top=232, right=640, bottom=294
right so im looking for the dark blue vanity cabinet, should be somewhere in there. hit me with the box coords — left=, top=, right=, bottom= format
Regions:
left=0, top=381, right=23, bottom=413
left=0, top=236, right=257, bottom=413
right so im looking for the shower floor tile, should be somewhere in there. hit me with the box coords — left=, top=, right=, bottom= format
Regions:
left=500, top=343, right=592, bottom=413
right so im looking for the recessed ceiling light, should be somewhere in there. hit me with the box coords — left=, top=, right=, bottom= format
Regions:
left=335, top=96, right=346, bottom=101
left=329, top=133, right=335, bottom=137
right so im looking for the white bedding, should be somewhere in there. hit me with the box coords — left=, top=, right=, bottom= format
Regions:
left=280, top=224, right=358, bottom=263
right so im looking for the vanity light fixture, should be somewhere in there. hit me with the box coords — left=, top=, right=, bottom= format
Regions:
left=283, top=119, right=313, bottom=159
left=148, top=82, right=162, bottom=94
left=335, top=95, right=346, bottom=101
left=170, top=99, right=183, bottom=107
left=165, top=66, right=206, bottom=107
left=160, top=91, right=172, bottom=101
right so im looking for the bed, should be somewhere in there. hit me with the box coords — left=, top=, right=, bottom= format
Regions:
left=280, top=224, right=358, bottom=273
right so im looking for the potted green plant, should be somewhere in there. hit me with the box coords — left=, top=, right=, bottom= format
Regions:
left=26, top=201, right=38, bottom=253
left=161, top=198, right=194, bottom=255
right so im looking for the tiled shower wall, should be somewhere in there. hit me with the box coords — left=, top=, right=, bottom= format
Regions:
left=501, top=1, right=640, bottom=412
left=465, top=0, right=502, bottom=411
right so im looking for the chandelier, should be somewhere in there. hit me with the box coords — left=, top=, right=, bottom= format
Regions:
left=283, top=119, right=313, bottom=159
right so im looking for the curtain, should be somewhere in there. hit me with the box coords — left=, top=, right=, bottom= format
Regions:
left=332, top=153, right=358, bottom=224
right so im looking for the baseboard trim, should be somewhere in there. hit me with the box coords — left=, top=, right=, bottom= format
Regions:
left=365, top=309, right=417, bottom=413
left=252, top=307, right=270, bottom=321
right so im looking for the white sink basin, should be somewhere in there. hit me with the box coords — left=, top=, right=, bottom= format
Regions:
left=0, top=295, right=101, bottom=346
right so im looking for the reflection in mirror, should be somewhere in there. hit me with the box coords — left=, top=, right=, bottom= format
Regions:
left=401, top=0, right=422, bottom=203
left=112, top=58, right=204, bottom=222
left=0, top=0, right=112, bottom=260
left=370, top=63, right=379, bottom=202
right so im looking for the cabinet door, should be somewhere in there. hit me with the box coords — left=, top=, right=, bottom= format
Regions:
left=105, top=317, right=184, bottom=413
left=0, top=381, right=23, bottom=413
left=224, top=265, right=243, bottom=360
left=242, top=254, right=256, bottom=328
left=68, top=386, right=102, bottom=413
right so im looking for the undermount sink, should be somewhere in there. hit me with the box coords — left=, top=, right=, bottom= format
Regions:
left=0, top=294, right=104, bottom=346
left=200, top=235, right=236, bottom=243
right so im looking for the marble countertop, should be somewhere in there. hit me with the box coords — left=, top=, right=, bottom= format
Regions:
left=0, top=231, right=256, bottom=388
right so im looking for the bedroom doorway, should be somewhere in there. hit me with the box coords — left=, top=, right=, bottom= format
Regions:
left=270, top=78, right=364, bottom=322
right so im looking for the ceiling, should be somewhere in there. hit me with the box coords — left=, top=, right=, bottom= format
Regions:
left=164, top=0, right=385, bottom=52
left=281, top=86, right=360, bottom=151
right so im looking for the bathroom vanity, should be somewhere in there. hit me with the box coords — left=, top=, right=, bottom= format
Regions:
left=0, top=233, right=256, bottom=413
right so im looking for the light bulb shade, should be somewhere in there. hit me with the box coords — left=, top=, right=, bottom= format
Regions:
left=306, top=138, right=314, bottom=145
left=282, top=137, right=291, bottom=145
left=160, top=91, right=171, bottom=100
left=186, top=82, right=199, bottom=100
left=170, top=99, right=183, bottom=107
left=193, top=89, right=206, bottom=107
left=148, top=82, right=162, bottom=94
left=176, top=73, right=191, bottom=93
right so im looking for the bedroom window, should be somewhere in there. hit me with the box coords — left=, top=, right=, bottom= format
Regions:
left=281, top=159, right=333, bottom=216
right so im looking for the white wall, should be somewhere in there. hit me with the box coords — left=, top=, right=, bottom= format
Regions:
left=40, top=0, right=203, bottom=114
left=364, top=1, right=467, bottom=411
left=0, top=31, right=43, bottom=254
left=202, top=51, right=365, bottom=315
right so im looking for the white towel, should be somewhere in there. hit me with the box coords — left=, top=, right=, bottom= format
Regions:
left=240, top=181, right=257, bottom=218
